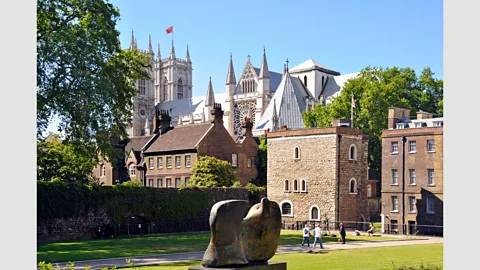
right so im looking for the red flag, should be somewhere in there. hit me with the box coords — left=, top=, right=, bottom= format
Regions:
left=166, top=26, right=173, bottom=34
left=351, top=95, right=356, bottom=108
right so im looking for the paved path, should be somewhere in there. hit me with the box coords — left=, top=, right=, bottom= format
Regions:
left=44, top=237, right=443, bottom=270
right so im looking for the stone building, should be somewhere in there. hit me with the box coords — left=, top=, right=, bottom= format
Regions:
left=266, top=121, right=369, bottom=229
left=381, top=107, right=443, bottom=236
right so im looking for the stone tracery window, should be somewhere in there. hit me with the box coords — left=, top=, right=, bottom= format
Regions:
left=177, top=78, right=183, bottom=99
left=233, top=102, right=256, bottom=135
left=163, top=76, right=168, bottom=101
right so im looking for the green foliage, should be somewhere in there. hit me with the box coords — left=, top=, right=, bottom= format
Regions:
left=392, top=261, right=442, bottom=270
left=252, top=137, right=268, bottom=187
left=37, top=0, right=150, bottom=164
left=37, top=134, right=98, bottom=183
left=245, top=183, right=267, bottom=203
left=37, top=181, right=211, bottom=225
left=119, top=179, right=143, bottom=187
left=191, top=156, right=237, bottom=187
left=303, top=66, right=443, bottom=182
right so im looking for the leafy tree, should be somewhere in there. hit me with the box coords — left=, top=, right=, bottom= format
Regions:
left=190, top=156, right=237, bottom=187
left=37, top=0, right=150, bottom=164
left=303, top=66, right=443, bottom=182
left=37, top=134, right=98, bottom=183
left=252, top=137, right=267, bottom=187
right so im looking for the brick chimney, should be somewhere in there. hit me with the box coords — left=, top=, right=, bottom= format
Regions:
left=279, top=125, right=288, bottom=130
left=387, top=107, right=411, bottom=129
left=416, top=110, right=433, bottom=120
left=241, top=117, right=253, bottom=138
left=211, top=103, right=224, bottom=126
left=331, top=118, right=351, bottom=128
left=153, top=109, right=173, bottom=134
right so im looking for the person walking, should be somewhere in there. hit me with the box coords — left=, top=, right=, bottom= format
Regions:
left=301, top=224, right=311, bottom=247
left=339, top=222, right=346, bottom=244
left=313, top=224, right=324, bottom=249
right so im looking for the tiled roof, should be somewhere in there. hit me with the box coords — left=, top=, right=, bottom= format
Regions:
left=253, top=68, right=283, bottom=92
left=143, top=123, right=213, bottom=153
left=289, top=58, right=340, bottom=75
left=322, top=72, right=359, bottom=103
left=125, top=136, right=154, bottom=155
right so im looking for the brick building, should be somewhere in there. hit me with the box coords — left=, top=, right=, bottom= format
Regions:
left=381, top=107, right=443, bottom=236
left=266, top=121, right=369, bottom=230
left=141, top=103, right=258, bottom=187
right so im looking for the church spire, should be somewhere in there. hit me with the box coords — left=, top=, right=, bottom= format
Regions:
left=226, top=53, right=236, bottom=85
left=272, top=99, right=279, bottom=131
left=259, top=47, right=270, bottom=79
left=157, top=43, right=161, bottom=61
left=130, top=29, right=136, bottom=49
left=205, top=77, right=215, bottom=107
left=186, top=44, right=190, bottom=59
left=148, top=34, right=153, bottom=54
left=170, top=39, right=176, bottom=59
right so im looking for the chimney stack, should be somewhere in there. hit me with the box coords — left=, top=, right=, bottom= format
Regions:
left=416, top=110, right=433, bottom=120
left=211, top=103, right=224, bottom=125
left=388, top=107, right=411, bottom=129
left=153, top=109, right=173, bottom=134
left=241, top=117, right=253, bottom=138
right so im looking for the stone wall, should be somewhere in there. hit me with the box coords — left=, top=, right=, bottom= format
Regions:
left=37, top=187, right=266, bottom=242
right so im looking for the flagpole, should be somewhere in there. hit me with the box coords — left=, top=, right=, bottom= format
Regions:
left=351, top=93, right=354, bottom=129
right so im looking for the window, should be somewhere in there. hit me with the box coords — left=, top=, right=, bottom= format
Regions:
left=349, top=144, right=357, bottom=160
left=433, top=121, right=443, bottom=127
left=157, top=178, right=163, bottom=188
left=427, top=196, right=435, bottom=214
left=415, top=122, right=423, bottom=128
left=396, top=123, right=408, bottom=129
left=301, top=179, right=307, bottom=192
left=149, top=158, right=154, bottom=169
left=247, top=158, right=252, bottom=168
left=391, top=196, right=398, bottom=212
left=294, top=147, right=300, bottom=159
left=310, top=205, right=319, bottom=220
left=138, top=79, right=146, bottom=95
left=427, top=140, right=435, bottom=152
left=175, top=178, right=181, bottom=187
left=163, top=76, right=168, bottom=101
left=391, top=142, right=399, bottom=154
left=185, top=155, right=191, bottom=167
left=349, top=178, right=357, bottom=194
left=157, top=157, right=163, bottom=168
left=293, top=180, right=298, bottom=192
left=391, top=220, right=398, bottom=232
left=392, top=169, right=398, bottom=185
left=175, top=156, right=181, bottom=168
left=166, top=178, right=172, bottom=187
left=166, top=157, right=172, bottom=168
left=408, top=141, right=416, bottom=153
left=367, top=185, right=372, bottom=197
left=427, top=169, right=435, bottom=185
left=409, top=196, right=416, bottom=213
left=148, top=179, right=153, bottom=187
left=284, top=180, right=290, bottom=192
left=281, top=201, right=293, bottom=216
left=177, top=78, right=183, bottom=99
left=304, top=75, right=307, bottom=87
left=185, top=177, right=190, bottom=185
left=129, top=164, right=136, bottom=176
left=409, top=169, right=416, bottom=185
left=232, top=153, right=238, bottom=167
left=100, top=164, right=106, bottom=176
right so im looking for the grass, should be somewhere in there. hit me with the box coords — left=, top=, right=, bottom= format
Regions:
left=37, top=230, right=403, bottom=263
left=133, top=244, right=443, bottom=270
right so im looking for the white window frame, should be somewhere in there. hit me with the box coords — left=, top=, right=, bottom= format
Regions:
left=284, top=180, right=290, bottom=192
left=101, top=164, right=106, bottom=177
left=175, top=177, right=181, bottom=187
left=349, top=144, right=357, bottom=160
left=148, top=179, right=154, bottom=187
left=409, top=169, right=416, bottom=185
left=175, top=156, right=181, bottom=168
left=309, top=205, right=320, bottom=221
left=408, top=140, right=417, bottom=153
left=415, top=122, right=423, bottom=128
left=166, top=156, right=172, bottom=168
left=433, top=121, right=443, bottom=127
left=157, top=178, right=162, bottom=188
left=293, top=180, right=299, bottom=192
left=427, top=169, right=435, bottom=186
left=391, top=220, right=398, bottom=232
left=294, top=146, right=300, bottom=160
left=349, top=178, right=357, bottom=194
left=409, top=196, right=416, bottom=213
left=427, top=140, right=435, bottom=152
left=427, top=196, right=435, bottom=214
left=157, top=157, right=163, bottom=168
left=166, top=178, right=172, bottom=187
left=396, top=123, right=408, bottom=129
left=301, top=179, right=307, bottom=192
left=391, top=142, right=399, bottom=154
left=128, top=163, right=136, bottom=176
left=149, top=158, right=154, bottom=169
left=247, top=158, right=252, bottom=168
left=280, top=200, right=294, bottom=217
left=232, top=153, right=238, bottom=167
left=392, top=169, right=398, bottom=185
left=391, top=196, right=399, bottom=212
left=185, top=155, right=191, bottom=168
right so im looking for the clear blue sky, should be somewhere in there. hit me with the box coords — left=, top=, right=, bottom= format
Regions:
left=114, top=0, right=443, bottom=98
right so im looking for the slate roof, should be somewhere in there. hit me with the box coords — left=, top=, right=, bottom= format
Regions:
left=289, top=58, right=340, bottom=75
left=253, top=68, right=283, bottom=92
left=256, top=71, right=312, bottom=131
left=322, top=72, right=359, bottom=103
left=125, top=136, right=154, bottom=155
left=143, top=123, right=213, bottom=153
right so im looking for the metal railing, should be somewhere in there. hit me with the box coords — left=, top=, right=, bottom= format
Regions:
left=92, top=221, right=209, bottom=239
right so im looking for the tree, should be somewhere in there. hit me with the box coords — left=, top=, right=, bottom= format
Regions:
left=190, top=156, right=237, bottom=187
left=37, top=0, right=150, bottom=164
left=252, top=137, right=268, bottom=187
left=303, top=66, right=443, bottom=182
left=37, top=134, right=98, bottom=183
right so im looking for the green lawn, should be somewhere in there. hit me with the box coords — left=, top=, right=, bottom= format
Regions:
left=133, top=244, right=443, bottom=270
left=37, top=230, right=403, bottom=263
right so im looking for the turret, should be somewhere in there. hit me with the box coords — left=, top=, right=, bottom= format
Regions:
left=148, top=34, right=154, bottom=56
left=226, top=53, right=236, bottom=96
left=186, top=44, right=191, bottom=62
left=258, top=47, right=270, bottom=95
left=170, top=39, right=176, bottom=59
left=130, top=30, right=137, bottom=50
left=205, top=77, right=215, bottom=121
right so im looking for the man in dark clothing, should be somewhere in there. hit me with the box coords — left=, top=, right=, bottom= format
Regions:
left=339, top=222, right=346, bottom=244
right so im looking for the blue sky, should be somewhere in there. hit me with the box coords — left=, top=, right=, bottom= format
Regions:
left=111, top=0, right=443, bottom=98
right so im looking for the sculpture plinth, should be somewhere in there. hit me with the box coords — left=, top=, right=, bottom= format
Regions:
left=190, top=261, right=287, bottom=270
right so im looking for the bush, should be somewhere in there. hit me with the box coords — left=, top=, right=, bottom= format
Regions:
left=191, top=156, right=237, bottom=187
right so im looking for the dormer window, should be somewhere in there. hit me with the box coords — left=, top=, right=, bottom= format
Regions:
left=415, top=122, right=423, bottom=128
left=396, top=123, right=408, bottom=129
left=433, top=121, right=443, bottom=127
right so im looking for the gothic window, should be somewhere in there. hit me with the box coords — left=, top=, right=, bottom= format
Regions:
left=177, top=78, right=183, bottom=99
left=233, top=102, right=256, bottom=135
left=310, top=205, right=319, bottom=220
left=304, top=76, right=307, bottom=87
left=350, top=178, right=357, bottom=194
left=138, top=79, right=146, bottom=95
left=349, top=144, right=357, bottom=160
left=163, top=76, right=168, bottom=101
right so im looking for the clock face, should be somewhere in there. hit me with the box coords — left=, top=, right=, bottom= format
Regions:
left=139, top=109, right=146, bottom=117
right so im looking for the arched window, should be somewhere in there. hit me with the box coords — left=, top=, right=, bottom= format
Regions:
left=349, top=178, right=357, bottom=194
left=100, top=164, right=106, bottom=177
left=304, top=75, right=307, bottom=87
left=177, top=78, right=183, bottom=99
left=280, top=200, right=293, bottom=216
left=310, top=205, right=320, bottom=220
left=301, top=179, right=307, bottom=192
left=294, top=180, right=298, bottom=192
left=284, top=180, right=290, bottom=192
left=163, top=76, right=168, bottom=101
left=129, top=163, right=136, bottom=176
left=294, top=147, right=300, bottom=159
left=349, top=144, right=357, bottom=160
